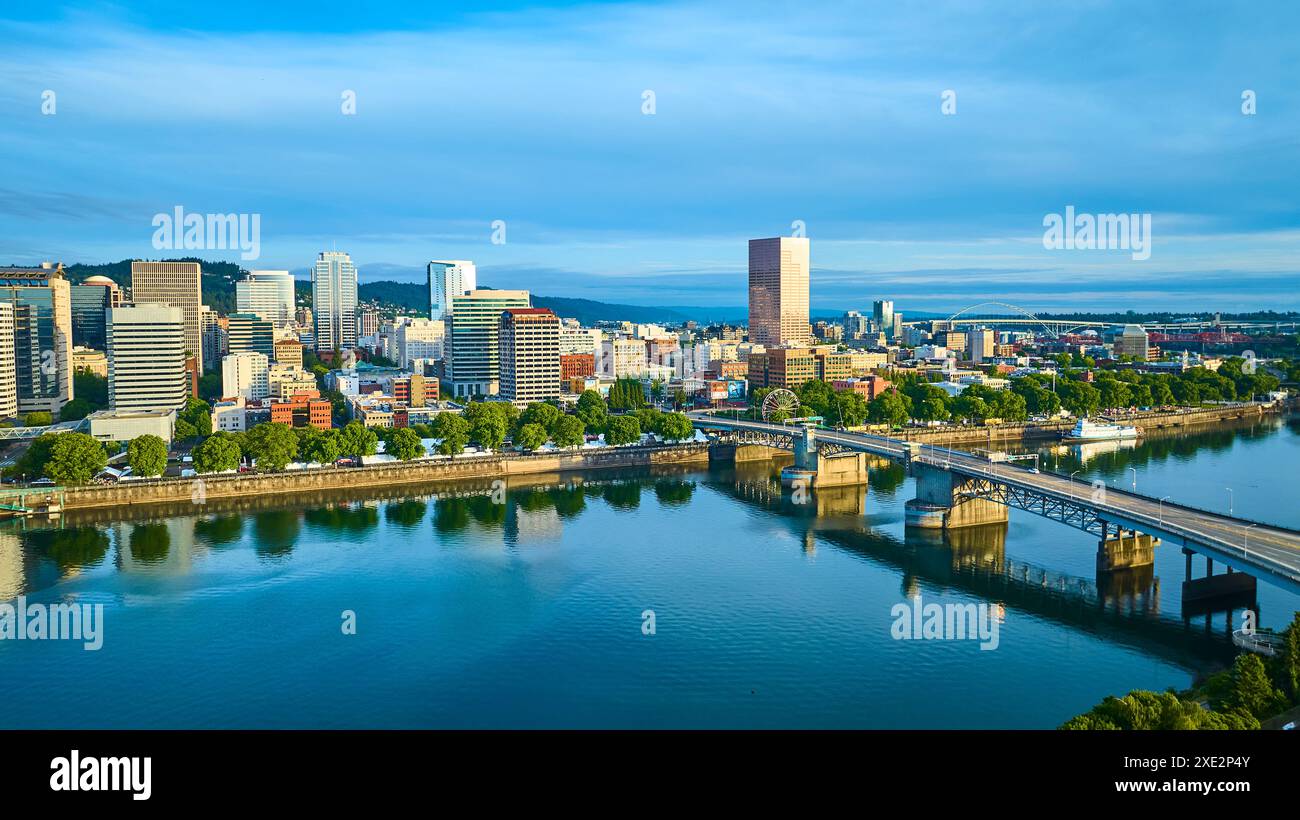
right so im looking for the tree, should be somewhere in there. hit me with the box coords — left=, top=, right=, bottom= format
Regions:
left=337, top=421, right=378, bottom=460
left=127, top=434, right=168, bottom=477
left=519, top=402, right=562, bottom=434
left=991, top=390, right=1028, bottom=422
left=551, top=415, right=585, bottom=448
left=300, top=428, right=342, bottom=464
left=575, top=390, right=608, bottom=433
left=431, top=412, right=470, bottom=456
left=23, top=411, right=52, bottom=427
left=386, top=427, right=425, bottom=461
left=515, top=423, right=548, bottom=451
left=59, top=398, right=96, bottom=422
left=867, top=390, right=911, bottom=427
left=832, top=390, right=870, bottom=427
left=1057, top=381, right=1101, bottom=417
left=4, top=434, right=57, bottom=481
left=244, top=422, right=298, bottom=471
left=470, top=413, right=507, bottom=451
left=951, top=394, right=989, bottom=423
left=178, top=398, right=213, bottom=437
left=658, top=412, right=694, bottom=441
left=608, top=378, right=645, bottom=411
left=193, top=432, right=241, bottom=473
left=44, top=432, right=107, bottom=485
left=1227, top=654, right=1286, bottom=718
left=1281, top=611, right=1300, bottom=701
left=605, top=415, right=642, bottom=446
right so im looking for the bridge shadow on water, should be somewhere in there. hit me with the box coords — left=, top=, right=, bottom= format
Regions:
left=705, top=460, right=1238, bottom=676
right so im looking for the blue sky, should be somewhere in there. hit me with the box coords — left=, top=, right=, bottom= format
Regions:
left=2, top=0, right=1298, bottom=313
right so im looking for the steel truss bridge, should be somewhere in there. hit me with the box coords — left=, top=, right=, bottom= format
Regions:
left=691, top=413, right=1300, bottom=595
left=897, top=301, right=1297, bottom=337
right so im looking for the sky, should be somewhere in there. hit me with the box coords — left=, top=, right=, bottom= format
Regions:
left=1, top=0, right=1298, bottom=315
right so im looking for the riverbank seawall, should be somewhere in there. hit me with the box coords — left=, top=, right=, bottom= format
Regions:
left=61, top=443, right=716, bottom=511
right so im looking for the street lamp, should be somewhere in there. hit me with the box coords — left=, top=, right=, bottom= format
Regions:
left=1070, top=470, right=1081, bottom=499
left=1225, top=487, right=1234, bottom=516
left=1158, top=495, right=1170, bottom=525
left=1244, top=524, right=1256, bottom=558
left=1128, top=468, right=1137, bottom=492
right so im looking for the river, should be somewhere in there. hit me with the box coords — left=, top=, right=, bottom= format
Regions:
left=1, top=414, right=1297, bottom=728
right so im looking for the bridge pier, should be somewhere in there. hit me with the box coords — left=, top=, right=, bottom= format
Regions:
left=1180, top=546, right=1257, bottom=617
left=904, top=463, right=1008, bottom=529
left=1096, top=522, right=1159, bottom=572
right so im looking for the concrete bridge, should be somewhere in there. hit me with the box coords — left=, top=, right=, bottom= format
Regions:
left=692, top=413, right=1300, bottom=597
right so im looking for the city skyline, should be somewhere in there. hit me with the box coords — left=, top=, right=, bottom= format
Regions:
left=4, top=2, right=1299, bottom=312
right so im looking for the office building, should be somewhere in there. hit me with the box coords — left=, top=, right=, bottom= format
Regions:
left=966, top=328, right=995, bottom=363
left=358, top=309, right=380, bottom=338
left=396, top=318, right=445, bottom=369
left=873, top=300, right=895, bottom=340
left=748, top=237, right=810, bottom=346
left=444, top=289, right=530, bottom=398
left=747, top=346, right=851, bottom=391
left=311, top=251, right=358, bottom=352
left=601, top=337, right=648, bottom=378
left=0, top=263, right=74, bottom=415
left=130, top=261, right=204, bottom=372
left=235, top=269, right=296, bottom=324
left=70, top=275, right=122, bottom=350
left=427, top=260, right=477, bottom=321
left=72, top=346, right=109, bottom=378
left=226, top=312, right=276, bottom=358
left=0, top=302, right=16, bottom=420
left=200, top=306, right=225, bottom=373
left=499, top=308, right=560, bottom=407
left=274, top=338, right=304, bottom=368
left=222, top=352, right=270, bottom=401
left=1114, top=324, right=1154, bottom=360
left=107, top=303, right=188, bottom=412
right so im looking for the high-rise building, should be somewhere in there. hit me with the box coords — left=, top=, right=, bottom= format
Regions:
left=70, top=275, right=122, bottom=350
left=601, top=337, right=648, bottom=378
left=235, top=270, right=296, bottom=324
left=445, top=289, right=530, bottom=398
left=748, top=237, right=810, bottom=346
left=427, top=260, right=477, bottom=321
left=130, top=261, right=204, bottom=372
left=357, top=308, right=380, bottom=338
left=107, top=303, right=188, bottom=412
left=0, top=302, right=17, bottom=420
left=200, top=306, right=226, bottom=373
left=966, top=328, right=995, bottom=363
left=396, top=318, right=445, bottom=369
left=0, top=263, right=74, bottom=416
left=1114, top=324, right=1153, bottom=360
left=226, top=312, right=276, bottom=359
left=311, top=251, right=358, bottom=352
left=499, top=308, right=560, bottom=408
left=222, top=352, right=270, bottom=400
left=873, top=300, right=895, bottom=340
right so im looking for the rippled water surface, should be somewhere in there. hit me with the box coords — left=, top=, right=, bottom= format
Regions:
left=1, top=415, right=1296, bottom=728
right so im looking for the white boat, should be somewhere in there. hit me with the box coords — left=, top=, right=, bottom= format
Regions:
left=1062, top=418, right=1141, bottom=442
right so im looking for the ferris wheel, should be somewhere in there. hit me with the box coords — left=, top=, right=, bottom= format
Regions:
left=761, top=389, right=800, bottom=422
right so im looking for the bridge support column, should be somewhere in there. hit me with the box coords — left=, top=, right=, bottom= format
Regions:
left=1096, top=528, right=1159, bottom=572
left=904, top=463, right=1008, bottom=529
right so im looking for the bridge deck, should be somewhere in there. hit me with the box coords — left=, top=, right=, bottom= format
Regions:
left=693, top=415, right=1300, bottom=593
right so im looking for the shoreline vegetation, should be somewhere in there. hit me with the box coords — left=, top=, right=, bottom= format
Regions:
left=1062, top=614, right=1300, bottom=730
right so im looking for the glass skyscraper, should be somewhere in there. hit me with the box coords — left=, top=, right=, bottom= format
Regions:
left=427, top=260, right=477, bottom=322
left=311, top=251, right=358, bottom=352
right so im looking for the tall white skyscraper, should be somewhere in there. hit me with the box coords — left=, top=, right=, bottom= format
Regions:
left=312, top=251, right=358, bottom=352
left=427, top=260, right=477, bottom=321
left=222, top=352, right=270, bottom=400
left=107, top=303, right=188, bottom=412
left=236, top=270, right=296, bottom=324
left=747, top=237, right=810, bottom=346
left=0, top=302, right=17, bottom=420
